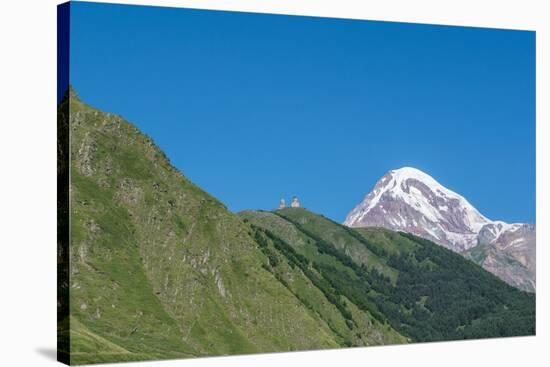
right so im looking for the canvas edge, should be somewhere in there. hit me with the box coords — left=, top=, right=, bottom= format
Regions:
left=57, top=1, right=71, bottom=365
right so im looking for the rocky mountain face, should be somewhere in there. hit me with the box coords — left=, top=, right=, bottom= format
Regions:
left=464, top=222, right=536, bottom=292
left=344, top=167, right=535, bottom=292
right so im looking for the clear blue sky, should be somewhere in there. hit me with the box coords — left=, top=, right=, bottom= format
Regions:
left=69, top=2, right=536, bottom=224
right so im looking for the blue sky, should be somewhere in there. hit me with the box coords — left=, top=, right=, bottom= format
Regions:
left=69, top=2, right=536, bottom=223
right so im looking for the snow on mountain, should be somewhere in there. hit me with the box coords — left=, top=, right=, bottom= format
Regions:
left=344, top=167, right=529, bottom=250
left=344, top=167, right=489, bottom=251
left=344, top=167, right=536, bottom=291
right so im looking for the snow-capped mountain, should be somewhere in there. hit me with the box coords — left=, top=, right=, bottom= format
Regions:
left=344, top=167, right=535, bottom=292
left=344, top=167, right=490, bottom=251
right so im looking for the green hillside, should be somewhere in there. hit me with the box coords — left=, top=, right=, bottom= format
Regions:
left=241, top=208, right=535, bottom=343
left=60, top=89, right=405, bottom=365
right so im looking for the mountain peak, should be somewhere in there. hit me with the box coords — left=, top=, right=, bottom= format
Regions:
left=68, top=84, right=80, bottom=100
left=386, top=167, right=455, bottom=199
left=343, top=167, right=536, bottom=291
left=385, top=167, right=473, bottom=204
left=59, top=85, right=81, bottom=104
left=391, top=166, right=433, bottom=178
left=344, top=167, right=490, bottom=251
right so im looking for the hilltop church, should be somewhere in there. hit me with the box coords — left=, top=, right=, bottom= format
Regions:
left=279, top=196, right=300, bottom=209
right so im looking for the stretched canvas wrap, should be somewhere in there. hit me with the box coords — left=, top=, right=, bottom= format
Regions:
left=57, top=1, right=536, bottom=365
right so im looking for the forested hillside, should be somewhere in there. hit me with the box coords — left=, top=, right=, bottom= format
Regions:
left=241, top=208, right=535, bottom=342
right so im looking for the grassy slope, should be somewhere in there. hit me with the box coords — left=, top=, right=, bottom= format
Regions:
left=65, top=91, right=404, bottom=364
left=241, top=208, right=535, bottom=343
left=275, top=208, right=398, bottom=282
left=241, top=213, right=406, bottom=346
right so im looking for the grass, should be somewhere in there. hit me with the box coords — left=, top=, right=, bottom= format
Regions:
left=275, top=208, right=398, bottom=282
left=66, top=91, right=394, bottom=364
